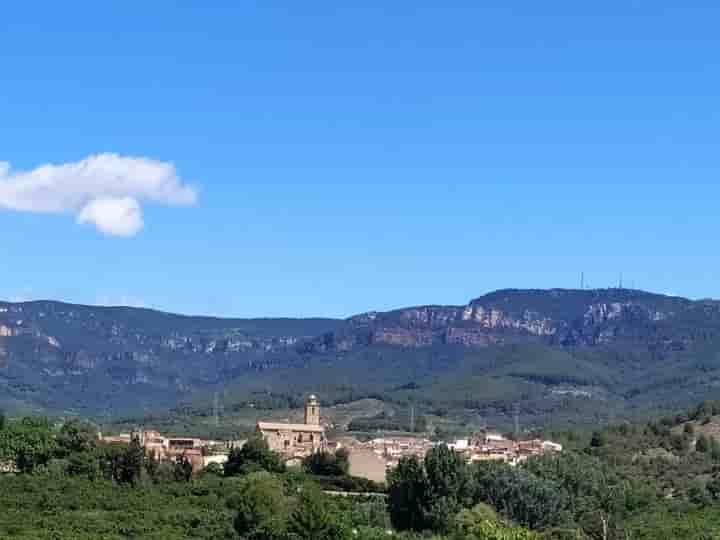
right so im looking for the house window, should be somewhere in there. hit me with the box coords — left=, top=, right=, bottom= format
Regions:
left=298, top=434, right=303, bottom=443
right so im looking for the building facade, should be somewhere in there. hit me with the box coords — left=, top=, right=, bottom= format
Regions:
left=257, top=394, right=326, bottom=458
left=99, top=430, right=209, bottom=472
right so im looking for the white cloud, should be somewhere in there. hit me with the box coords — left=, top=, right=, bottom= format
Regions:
left=76, top=197, right=144, bottom=237
left=0, top=153, right=198, bottom=236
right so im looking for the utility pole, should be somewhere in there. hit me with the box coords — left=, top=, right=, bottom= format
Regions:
left=213, top=391, right=220, bottom=427
left=580, top=272, right=585, bottom=290
left=410, top=405, right=415, bottom=433
left=514, top=402, right=520, bottom=438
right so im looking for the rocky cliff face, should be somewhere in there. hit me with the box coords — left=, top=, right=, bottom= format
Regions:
left=0, top=289, right=716, bottom=414
left=337, top=289, right=711, bottom=350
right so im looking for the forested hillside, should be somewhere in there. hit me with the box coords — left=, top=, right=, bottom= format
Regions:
left=3, top=289, right=720, bottom=429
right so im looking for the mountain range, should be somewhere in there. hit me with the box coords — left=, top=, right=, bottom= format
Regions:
left=2, top=288, right=720, bottom=428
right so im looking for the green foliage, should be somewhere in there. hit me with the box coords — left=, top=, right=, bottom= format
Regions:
left=707, top=476, right=720, bottom=501
left=0, top=475, right=238, bottom=539
left=0, top=416, right=57, bottom=473
left=349, top=411, right=428, bottom=433
left=697, top=434, right=711, bottom=453
left=471, top=461, right=567, bottom=530
left=590, top=430, right=606, bottom=448
left=203, top=461, right=224, bottom=477
left=311, top=474, right=385, bottom=494
left=302, top=449, right=350, bottom=477
left=423, top=445, right=472, bottom=532
left=56, top=419, right=97, bottom=456
left=6, top=405, right=720, bottom=538
left=388, top=455, right=429, bottom=532
left=388, top=444, right=472, bottom=533
left=115, top=436, right=146, bottom=486
left=66, top=450, right=101, bottom=480
left=231, top=472, right=290, bottom=540
left=288, top=484, right=350, bottom=540
left=453, top=506, right=540, bottom=539
left=225, top=435, right=286, bottom=477
left=151, top=461, right=177, bottom=484
left=173, top=454, right=194, bottom=483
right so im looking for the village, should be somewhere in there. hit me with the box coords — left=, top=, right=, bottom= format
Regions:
left=99, top=394, right=562, bottom=481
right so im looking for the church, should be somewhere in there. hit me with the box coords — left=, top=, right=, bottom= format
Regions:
left=256, top=394, right=326, bottom=457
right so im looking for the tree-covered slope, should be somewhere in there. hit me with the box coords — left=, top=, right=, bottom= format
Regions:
left=3, top=288, right=720, bottom=426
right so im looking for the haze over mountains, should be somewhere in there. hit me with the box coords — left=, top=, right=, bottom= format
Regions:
left=1, top=288, right=719, bottom=426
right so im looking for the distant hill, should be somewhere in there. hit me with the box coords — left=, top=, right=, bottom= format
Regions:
left=0, top=300, right=342, bottom=414
left=3, top=289, right=720, bottom=427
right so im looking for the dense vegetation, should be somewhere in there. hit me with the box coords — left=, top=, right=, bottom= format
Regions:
left=6, top=402, right=720, bottom=538
left=348, top=410, right=428, bottom=433
left=387, top=401, right=720, bottom=539
left=8, top=288, right=720, bottom=434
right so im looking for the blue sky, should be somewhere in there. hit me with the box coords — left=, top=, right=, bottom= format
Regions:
left=1, top=2, right=719, bottom=317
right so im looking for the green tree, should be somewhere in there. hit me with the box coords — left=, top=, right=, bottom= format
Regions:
left=387, top=455, right=429, bottom=532
left=454, top=504, right=540, bottom=539
left=288, top=485, right=350, bottom=540
left=0, top=417, right=57, bottom=473
left=66, top=451, right=101, bottom=480
left=145, top=450, right=160, bottom=480
left=225, top=435, right=285, bottom=477
left=670, top=433, right=691, bottom=453
left=453, top=515, right=540, bottom=540
left=302, top=449, right=349, bottom=477
left=470, top=460, right=568, bottom=530
left=688, top=481, right=711, bottom=506
left=707, top=476, right=720, bottom=500
left=711, top=439, right=720, bottom=461
left=231, top=472, right=289, bottom=540
left=203, top=462, right=224, bottom=477
left=56, top=419, right=97, bottom=457
left=696, top=434, right=710, bottom=453
left=97, top=442, right=125, bottom=481
left=151, top=461, right=177, bottom=484
left=590, top=431, right=606, bottom=448
left=174, top=454, right=194, bottom=483
left=423, top=444, right=471, bottom=532
left=116, top=436, right=146, bottom=486
left=335, top=448, right=350, bottom=475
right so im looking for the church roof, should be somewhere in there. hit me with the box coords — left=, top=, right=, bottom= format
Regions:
left=257, top=421, right=324, bottom=433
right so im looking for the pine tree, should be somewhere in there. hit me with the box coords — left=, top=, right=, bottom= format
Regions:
left=174, top=454, right=194, bottom=482
left=696, top=434, right=710, bottom=453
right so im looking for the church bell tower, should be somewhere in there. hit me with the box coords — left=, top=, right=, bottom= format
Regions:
left=305, top=394, right=320, bottom=425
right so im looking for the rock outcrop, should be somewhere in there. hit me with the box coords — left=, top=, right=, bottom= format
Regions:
left=0, top=288, right=715, bottom=414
